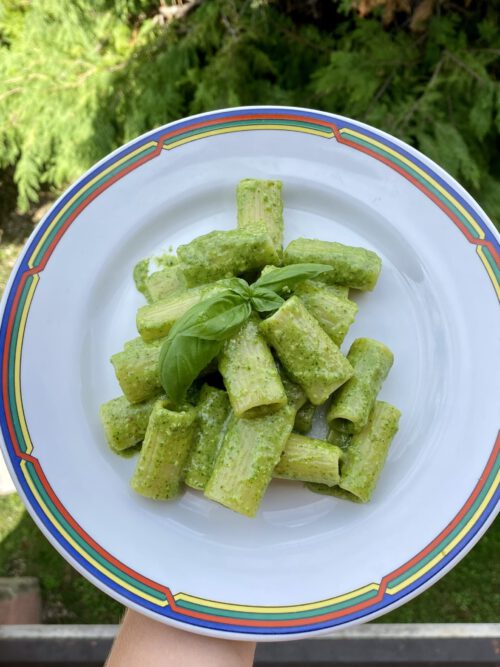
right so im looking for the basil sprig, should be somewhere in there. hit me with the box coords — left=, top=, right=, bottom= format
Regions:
left=159, top=263, right=331, bottom=403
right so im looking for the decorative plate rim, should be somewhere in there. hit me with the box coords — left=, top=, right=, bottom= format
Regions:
left=0, top=106, right=499, bottom=640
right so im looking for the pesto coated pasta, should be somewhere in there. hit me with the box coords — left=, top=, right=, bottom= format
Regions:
left=100, top=178, right=400, bottom=517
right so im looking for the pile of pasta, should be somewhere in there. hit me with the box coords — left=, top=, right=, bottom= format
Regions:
left=100, top=179, right=400, bottom=517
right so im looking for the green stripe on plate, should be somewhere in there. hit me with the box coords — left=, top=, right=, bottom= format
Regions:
left=388, top=459, right=499, bottom=590
left=479, top=245, right=500, bottom=282
left=176, top=587, right=378, bottom=620
left=25, top=462, right=166, bottom=602
left=31, top=145, right=158, bottom=267
left=344, top=135, right=480, bottom=240
left=7, top=276, right=34, bottom=454
left=163, top=118, right=333, bottom=147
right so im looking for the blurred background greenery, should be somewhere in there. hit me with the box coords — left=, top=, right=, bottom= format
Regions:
left=0, top=0, right=498, bottom=623
left=1, top=0, right=499, bottom=290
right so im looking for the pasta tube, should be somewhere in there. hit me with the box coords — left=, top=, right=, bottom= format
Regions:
left=204, top=405, right=295, bottom=517
left=284, top=237, right=381, bottom=291
left=274, top=434, right=342, bottom=486
left=111, top=337, right=163, bottom=403
left=260, top=264, right=349, bottom=299
left=236, top=179, right=284, bottom=253
left=294, top=280, right=358, bottom=346
left=327, top=338, right=394, bottom=434
left=184, top=386, right=231, bottom=491
left=144, top=266, right=186, bottom=303
left=131, top=400, right=197, bottom=499
left=136, top=282, right=226, bottom=341
left=219, top=316, right=287, bottom=417
left=178, top=229, right=281, bottom=287
left=308, top=401, right=400, bottom=502
left=260, top=296, right=353, bottom=405
left=100, top=394, right=162, bottom=453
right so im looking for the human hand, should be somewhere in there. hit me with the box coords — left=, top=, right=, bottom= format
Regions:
left=106, top=609, right=256, bottom=667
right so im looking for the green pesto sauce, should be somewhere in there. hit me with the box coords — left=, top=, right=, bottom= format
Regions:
left=156, top=252, right=178, bottom=269
left=306, top=482, right=362, bottom=503
left=327, top=428, right=352, bottom=450
left=112, top=442, right=142, bottom=458
left=133, top=258, right=150, bottom=296
left=133, top=255, right=178, bottom=299
left=260, top=296, right=353, bottom=405
left=327, top=338, right=394, bottom=433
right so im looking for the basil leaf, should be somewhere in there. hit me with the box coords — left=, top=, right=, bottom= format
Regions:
left=158, top=290, right=253, bottom=403
left=218, top=277, right=253, bottom=300
left=184, top=295, right=252, bottom=340
left=250, top=287, right=284, bottom=313
left=166, top=292, right=241, bottom=340
left=253, top=263, right=332, bottom=293
left=159, top=334, right=222, bottom=404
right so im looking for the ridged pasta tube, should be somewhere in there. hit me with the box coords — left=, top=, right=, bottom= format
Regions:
left=178, top=229, right=281, bottom=287
left=274, top=434, right=342, bottom=486
left=236, top=179, right=284, bottom=254
left=284, top=238, right=381, bottom=291
left=131, top=400, right=197, bottom=500
left=100, top=394, right=162, bottom=452
left=294, top=280, right=358, bottom=346
left=219, top=316, right=287, bottom=418
left=260, top=296, right=353, bottom=405
left=111, top=337, right=163, bottom=404
left=307, top=401, right=400, bottom=502
left=184, top=386, right=231, bottom=491
left=144, top=266, right=186, bottom=303
left=136, top=283, right=226, bottom=341
left=204, top=405, right=295, bottom=517
left=327, top=338, right=394, bottom=434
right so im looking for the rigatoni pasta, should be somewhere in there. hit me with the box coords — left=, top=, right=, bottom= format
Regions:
left=274, top=434, right=342, bottom=486
left=308, top=401, right=401, bottom=502
left=184, top=385, right=231, bottom=491
left=131, top=400, right=197, bottom=500
left=178, top=228, right=280, bottom=287
left=100, top=177, right=400, bottom=518
left=204, top=405, right=295, bottom=517
left=137, top=282, right=226, bottom=341
left=100, top=394, right=162, bottom=453
left=260, top=296, right=354, bottom=405
left=144, top=266, right=186, bottom=303
left=284, top=237, right=381, bottom=291
left=294, top=280, right=358, bottom=346
left=236, top=178, right=284, bottom=254
left=111, top=337, right=163, bottom=404
left=219, top=315, right=287, bottom=417
left=327, top=338, right=394, bottom=434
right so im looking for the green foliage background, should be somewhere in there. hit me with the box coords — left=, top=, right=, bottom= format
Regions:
left=0, top=0, right=499, bottom=624
left=0, top=0, right=499, bottom=222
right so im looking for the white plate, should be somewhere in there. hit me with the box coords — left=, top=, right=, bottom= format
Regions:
left=1, top=107, right=498, bottom=640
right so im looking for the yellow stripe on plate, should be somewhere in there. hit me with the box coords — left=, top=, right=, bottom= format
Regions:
left=476, top=246, right=500, bottom=299
left=340, top=129, right=484, bottom=241
left=175, top=582, right=379, bottom=614
left=29, top=141, right=158, bottom=268
left=163, top=124, right=333, bottom=151
left=20, top=460, right=169, bottom=607
left=14, top=275, right=39, bottom=455
left=387, top=469, right=500, bottom=595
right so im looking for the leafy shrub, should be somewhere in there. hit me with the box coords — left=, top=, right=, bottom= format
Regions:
left=0, top=0, right=498, bottom=222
